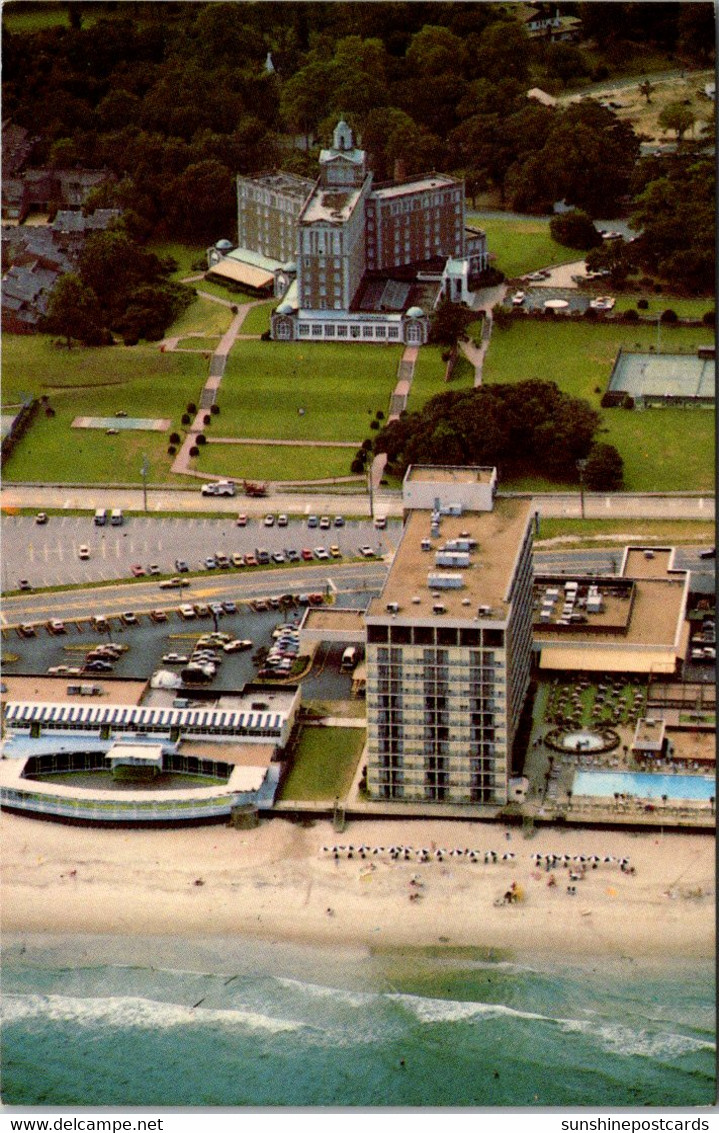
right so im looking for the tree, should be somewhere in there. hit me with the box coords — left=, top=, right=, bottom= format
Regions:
left=45, top=274, right=104, bottom=348
left=549, top=210, right=602, bottom=250
left=583, top=443, right=624, bottom=491
left=429, top=299, right=472, bottom=347
left=658, top=102, right=696, bottom=142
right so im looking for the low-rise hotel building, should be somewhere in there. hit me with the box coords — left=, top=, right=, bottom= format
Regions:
left=364, top=467, right=534, bottom=806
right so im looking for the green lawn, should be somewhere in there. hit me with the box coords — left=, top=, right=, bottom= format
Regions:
left=611, top=294, right=715, bottom=320
left=194, top=442, right=358, bottom=482
left=165, top=297, right=233, bottom=340
left=467, top=214, right=578, bottom=279
left=279, top=726, right=365, bottom=802
left=406, top=347, right=475, bottom=412
left=535, top=518, right=715, bottom=546
left=483, top=320, right=715, bottom=492
left=2, top=335, right=207, bottom=484
left=219, top=340, right=403, bottom=441
left=239, top=301, right=276, bottom=337
left=146, top=242, right=206, bottom=281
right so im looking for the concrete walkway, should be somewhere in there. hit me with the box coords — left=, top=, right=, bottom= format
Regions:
left=388, top=345, right=419, bottom=422
left=170, top=302, right=256, bottom=478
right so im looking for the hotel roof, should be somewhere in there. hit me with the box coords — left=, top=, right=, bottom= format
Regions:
left=299, top=182, right=367, bottom=225
left=405, top=465, right=495, bottom=484
left=371, top=174, right=457, bottom=200
left=368, top=498, right=533, bottom=623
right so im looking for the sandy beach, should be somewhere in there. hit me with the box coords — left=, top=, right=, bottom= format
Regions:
left=1, top=812, right=714, bottom=960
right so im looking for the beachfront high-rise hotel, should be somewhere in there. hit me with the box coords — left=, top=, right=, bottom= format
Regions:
left=365, top=468, right=534, bottom=806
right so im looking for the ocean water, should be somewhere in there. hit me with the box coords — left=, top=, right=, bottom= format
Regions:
left=1, top=934, right=715, bottom=1108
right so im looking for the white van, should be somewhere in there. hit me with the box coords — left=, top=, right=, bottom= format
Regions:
left=110, top=508, right=123, bottom=525
left=341, top=646, right=357, bottom=671
left=201, top=480, right=236, bottom=497
left=94, top=508, right=108, bottom=526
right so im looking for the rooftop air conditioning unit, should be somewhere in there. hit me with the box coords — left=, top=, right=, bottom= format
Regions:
left=386, top=602, right=399, bottom=613
left=478, top=605, right=491, bottom=616
left=432, top=603, right=446, bottom=614
left=412, top=596, right=421, bottom=604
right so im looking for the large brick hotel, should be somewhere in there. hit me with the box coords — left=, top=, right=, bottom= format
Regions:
left=207, top=121, right=488, bottom=344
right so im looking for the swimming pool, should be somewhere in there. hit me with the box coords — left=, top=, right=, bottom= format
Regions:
left=572, top=770, right=715, bottom=801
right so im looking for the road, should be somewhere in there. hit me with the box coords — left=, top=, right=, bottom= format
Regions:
left=2, top=550, right=712, bottom=631
left=1, top=484, right=714, bottom=521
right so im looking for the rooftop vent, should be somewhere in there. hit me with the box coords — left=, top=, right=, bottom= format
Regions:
left=433, top=603, right=446, bottom=614
left=428, top=572, right=464, bottom=590
left=386, top=602, right=399, bottom=613
left=478, top=605, right=491, bottom=616
left=411, top=595, right=421, bottom=604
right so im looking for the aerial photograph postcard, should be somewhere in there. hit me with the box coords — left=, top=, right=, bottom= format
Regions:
left=0, top=0, right=715, bottom=1112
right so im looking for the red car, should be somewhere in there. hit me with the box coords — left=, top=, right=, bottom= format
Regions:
left=301, top=548, right=313, bottom=561
left=130, top=564, right=146, bottom=577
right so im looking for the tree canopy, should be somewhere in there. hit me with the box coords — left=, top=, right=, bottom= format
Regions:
left=372, top=380, right=600, bottom=482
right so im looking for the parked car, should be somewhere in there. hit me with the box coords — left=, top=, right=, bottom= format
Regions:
left=35, top=512, right=48, bottom=525
left=264, top=514, right=275, bottom=527
left=18, top=579, right=32, bottom=591
left=148, top=564, right=161, bottom=576
left=301, top=548, right=313, bottom=561
left=162, top=653, right=188, bottom=664
left=334, top=516, right=345, bottom=527
left=236, top=514, right=248, bottom=527
left=330, top=545, right=342, bottom=558
left=277, top=514, right=288, bottom=526
left=699, top=546, right=715, bottom=559
left=130, top=564, right=145, bottom=577
left=18, top=624, right=37, bottom=637
left=149, top=609, right=168, bottom=623
left=272, top=551, right=285, bottom=564
left=78, top=545, right=91, bottom=560
left=307, top=515, right=319, bottom=528
left=91, top=616, right=110, bottom=631
left=194, top=603, right=211, bottom=617
left=178, top=604, right=196, bottom=620
left=314, top=547, right=330, bottom=560
left=231, top=553, right=246, bottom=567
left=224, top=639, right=252, bottom=653
left=46, top=619, right=66, bottom=634
left=256, top=549, right=270, bottom=565
left=222, top=600, right=237, bottom=614
left=215, top=554, right=231, bottom=569
left=210, top=603, right=226, bottom=617
left=359, top=545, right=376, bottom=558
left=319, top=516, right=331, bottom=529
left=175, top=559, right=189, bottom=572
left=85, top=660, right=113, bottom=673
left=512, top=290, right=526, bottom=306
left=285, top=549, right=301, bottom=563
left=120, top=611, right=138, bottom=625
left=203, top=557, right=217, bottom=570
left=373, top=515, right=387, bottom=529
left=245, top=552, right=258, bottom=567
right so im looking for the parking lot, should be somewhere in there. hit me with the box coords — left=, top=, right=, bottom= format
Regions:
left=2, top=513, right=398, bottom=592
left=2, top=589, right=371, bottom=700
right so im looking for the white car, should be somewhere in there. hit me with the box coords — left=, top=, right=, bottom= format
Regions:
left=590, top=296, right=616, bottom=311
left=359, top=546, right=376, bottom=558
left=78, top=545, right=90, bottom=560
left=314, top=547, right=330, bottom=560
left=162, top=653, right=188, bottom=664
left=512, top=290, right=526, bottom=306
left=264, top=514, right=275, bottom=527
left=178, top=604, right=196, bottom=619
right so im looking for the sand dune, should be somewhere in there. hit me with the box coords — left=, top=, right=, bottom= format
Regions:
left=1, top=812, right=714, bottom=960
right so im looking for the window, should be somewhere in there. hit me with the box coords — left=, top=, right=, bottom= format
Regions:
left=324, top=325, right=336, bottom=337
left=375, top=326, right=386, bottom=338
left=351, top=326, right=361, bottom=338
left=337, top=324, right=347, bottom=336
left=363, top=326, right=373, bottom=338
left=298, top=324, right=309, bottom=336
left=312, top=324, right=322, bottom=336
left=388, top=327, right=399, bottom=339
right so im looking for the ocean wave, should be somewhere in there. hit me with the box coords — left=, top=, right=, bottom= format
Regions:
left=558, top=1017, right=716, bottom=1059
left=389, top=992, right=552, bottom=1025
left=275, top=977, right=379, bottom=1011
left=1, top=993, right=304, bottom=1036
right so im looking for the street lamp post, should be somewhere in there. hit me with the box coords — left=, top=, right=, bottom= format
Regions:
left=576, top=458, right=588, bottom=519
left=141, top=455, right=149, bottom=513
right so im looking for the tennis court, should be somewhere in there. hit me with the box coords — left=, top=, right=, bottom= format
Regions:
left=608, top=350, right=715, bottom=403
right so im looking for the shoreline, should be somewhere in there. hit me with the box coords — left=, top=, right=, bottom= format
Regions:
left=1, top=812, right=714, bottom=961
